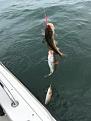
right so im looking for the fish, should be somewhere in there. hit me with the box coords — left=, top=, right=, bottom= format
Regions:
left=45, top=23, right=64, bottom=57
left=45, top=84, right=52, bottom=105
left=48, top=49, right=55, bottom=76
left=44, top=49, right=59, bottom=78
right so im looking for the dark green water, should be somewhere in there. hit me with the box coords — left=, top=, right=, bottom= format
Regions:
left=0, top=0, right=91, bottom=120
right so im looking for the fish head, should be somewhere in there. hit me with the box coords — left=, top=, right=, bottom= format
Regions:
left=48, top=50, right=54, bottom=56
left=47, top=23, right=55, bottom=32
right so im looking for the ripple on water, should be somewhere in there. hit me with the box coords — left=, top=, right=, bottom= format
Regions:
left=1, top=54, right=32, bottom=74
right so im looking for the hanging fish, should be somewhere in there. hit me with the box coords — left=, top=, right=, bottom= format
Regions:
left=48, top=49, right=55, bottom=76
left=45, top=49, right=59, bottom=77
left=45, top=84, right=52, bottom=105
left=45, top=22, right=64, bottom=57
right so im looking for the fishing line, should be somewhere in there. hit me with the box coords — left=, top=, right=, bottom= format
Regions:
left=43, top=8, right=48, bottom=27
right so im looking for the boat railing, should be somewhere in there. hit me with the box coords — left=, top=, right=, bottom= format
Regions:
left=0, top=80, right=19, bottom=108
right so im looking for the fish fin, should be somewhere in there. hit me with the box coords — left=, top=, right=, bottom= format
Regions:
left=48, top=72, right=53, bottom=76
left=58, top=51, right=64, bottom=57
left=44, top=72, right=53, bottom=78
left=63, top=53, right=68, bottom=57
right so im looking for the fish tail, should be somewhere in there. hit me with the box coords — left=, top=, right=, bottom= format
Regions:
left=44, top=72, right=53, bottom=78
left=48, top=72, right=53, bottom=76
left=57, top=49, right=64, bottom=57
left=49, top=43, right=64, bottom=57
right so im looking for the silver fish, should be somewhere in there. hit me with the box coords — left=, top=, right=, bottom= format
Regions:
left=44, top=49, right=59, bottom=78
left=48, top=50, right=55, bottom=76
left=45, top=85, right=52, bottom=105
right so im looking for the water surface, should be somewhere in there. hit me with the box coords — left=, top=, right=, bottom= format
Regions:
left=0, top=0, right=91, bottom=120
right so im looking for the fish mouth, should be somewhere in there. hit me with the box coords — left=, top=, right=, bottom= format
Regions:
left=47, top=23, right=55, bottom=31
